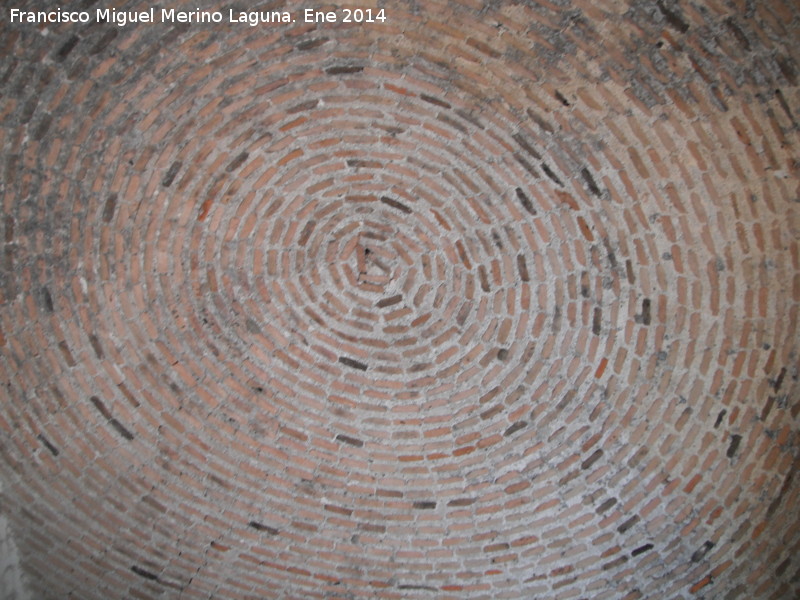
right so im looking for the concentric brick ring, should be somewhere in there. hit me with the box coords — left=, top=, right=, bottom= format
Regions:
left=1, top=1, right=799, bottom=599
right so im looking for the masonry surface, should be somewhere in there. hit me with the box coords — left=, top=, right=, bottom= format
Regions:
left=1, top=0, right=799, bottom=599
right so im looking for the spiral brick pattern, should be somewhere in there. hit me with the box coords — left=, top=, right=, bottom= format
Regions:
left=1, top=1, right=799, bottom=598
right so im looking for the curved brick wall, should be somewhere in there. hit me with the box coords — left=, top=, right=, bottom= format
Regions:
left=1, top=1, right=799, bottom=598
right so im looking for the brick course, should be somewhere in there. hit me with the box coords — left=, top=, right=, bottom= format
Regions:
left=1, top=0, right=799, bottom=598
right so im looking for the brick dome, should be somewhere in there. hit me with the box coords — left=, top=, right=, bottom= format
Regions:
left=1, top=1, right=799, bottom=598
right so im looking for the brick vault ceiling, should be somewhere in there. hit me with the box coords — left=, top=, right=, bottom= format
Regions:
left=1, top=0, right=799, bottom=598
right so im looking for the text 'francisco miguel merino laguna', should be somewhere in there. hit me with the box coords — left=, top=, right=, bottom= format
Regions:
left=10, top=8, right=387, bottom=26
